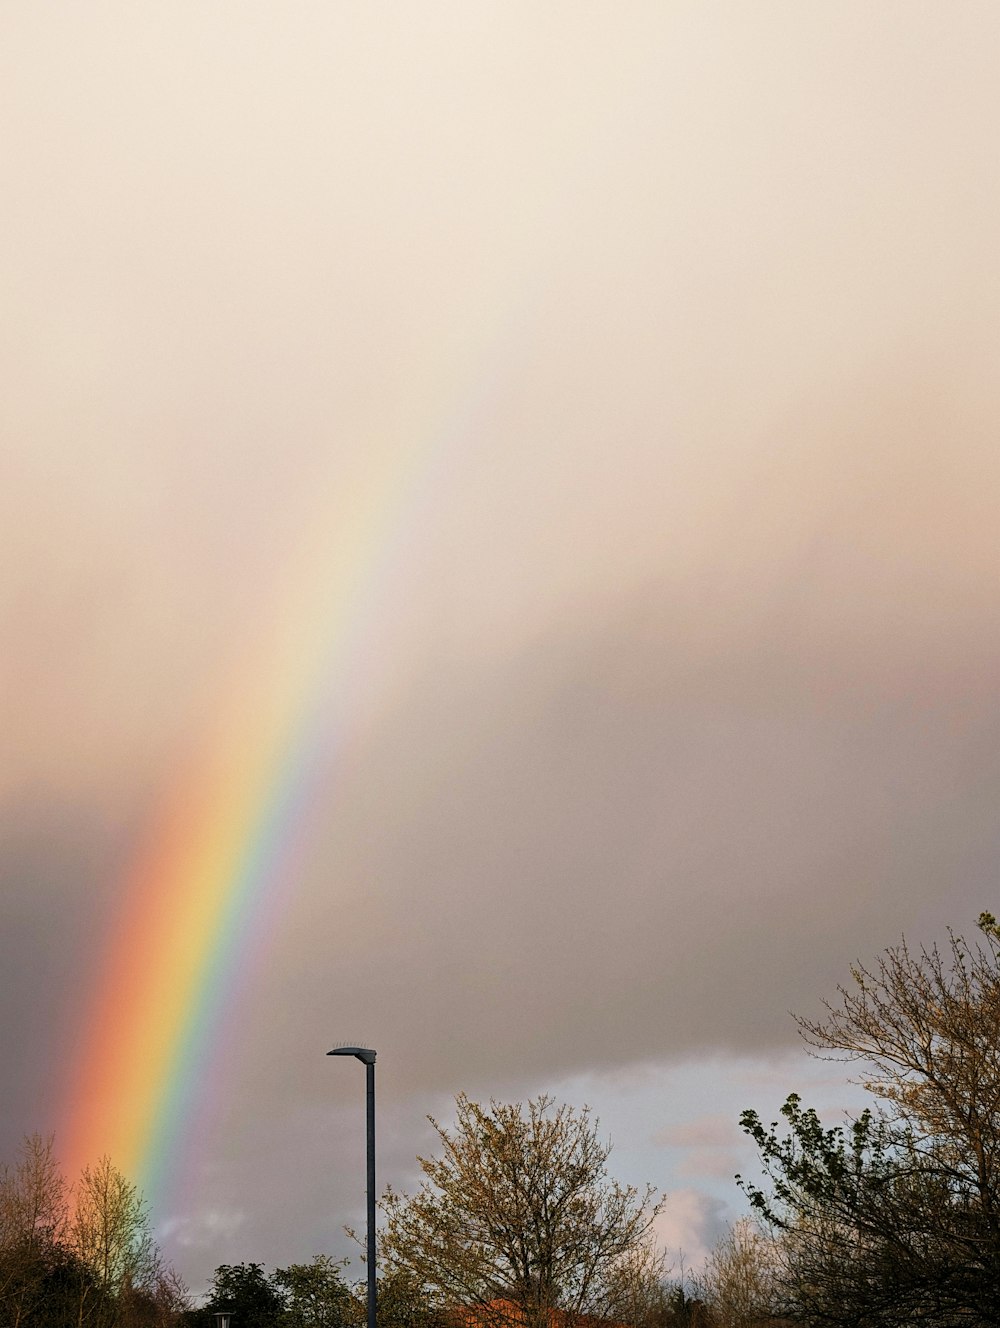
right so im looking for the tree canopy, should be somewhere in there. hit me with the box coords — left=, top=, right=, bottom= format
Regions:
left=379, top=1093, right=665, bottom=1328
left=739, top=914, right=1000, bottom=1328
left=0, top=1134, right=186, bottom=1327
left=188, top=1262, right=287, bottom=1328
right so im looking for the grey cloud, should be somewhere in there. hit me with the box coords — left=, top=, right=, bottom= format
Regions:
left=656, top=1118, right=742, bottom=1151
left=0, top=801, right=123, bottom=1159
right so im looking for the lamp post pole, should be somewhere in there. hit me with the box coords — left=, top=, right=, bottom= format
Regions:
left=328, top=1046, right=377, bottom=1328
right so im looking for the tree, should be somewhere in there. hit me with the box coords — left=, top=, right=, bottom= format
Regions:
left=355, top=1268, right=450, bottom=1328
left=0, top=1133, right=70, bottom=1326
left=738, top=915, right=1000, bottom=1328
left=380, top=1094, right=665, bottom=1328
left=600, top=1242, right=672, bottom=1328
left=661, top=1282, right=708, bottom=1328
left=117, top=1264, right=189, bottom=1328
left=193, top=1262, right=286, bottom=1328
left=694, top=1218, right=779, bottom=1328
left=71, top=1155, right=168, bottom=1326
left=273, top=1256, right=353, bottom=1328
left=0, top=1137, right=185, bottom=1327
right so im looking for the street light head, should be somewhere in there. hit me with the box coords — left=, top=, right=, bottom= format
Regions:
left=328, top=1045, right=377, bottom=1064
left=328, top=1043, right=377, bottom=1328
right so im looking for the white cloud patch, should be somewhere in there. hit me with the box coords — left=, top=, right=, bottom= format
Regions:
left=159, top=1208, right=248, bottom=1250
left=654, top=1190, right=732, bottom=1272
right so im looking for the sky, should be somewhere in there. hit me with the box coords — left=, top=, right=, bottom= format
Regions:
left=3, top=0, right=1000, bottom=1300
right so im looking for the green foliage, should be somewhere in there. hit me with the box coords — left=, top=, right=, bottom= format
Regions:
left=354, top=1269, right=447, bottom=1328
left=197, top=1262, right=286, bottom=1328
left=182, top=1258, right=359, bottom=1328
left=273, top=1255, right=353, bottom=1328
left=645, top=1280, right=713, bottom=1328
left=739, top=916, right=1000, bottom=1328
left=978, top=910, right=1000, bottom=942
left=737, top=1094, right=897, bottom=1228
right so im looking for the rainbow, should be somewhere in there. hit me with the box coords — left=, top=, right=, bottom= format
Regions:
left=58, top=354, right=496, bottom=1211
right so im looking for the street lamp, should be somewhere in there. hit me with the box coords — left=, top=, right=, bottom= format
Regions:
left=213, top=1315, right=232, bottom=1328
left=328, top=1045, right=377, bottom=1328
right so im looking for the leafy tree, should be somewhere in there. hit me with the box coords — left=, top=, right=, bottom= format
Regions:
left=380, top=1093, right=664, bottom=1328
left=738, top=915, right=1000, bottom=1328
left=662, top=1283, right=708, bottom=1328
left=29, top=1241, right=106, bottom=1328
left=355, top=1268, right=450, bottom=1328
left=273, top=1255, right=353, bottom=1328
left=194, top=1262, right=286, bottom=1328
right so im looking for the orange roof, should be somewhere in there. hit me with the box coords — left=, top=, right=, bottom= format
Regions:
left=454, top=1298, right=628, bottom=1328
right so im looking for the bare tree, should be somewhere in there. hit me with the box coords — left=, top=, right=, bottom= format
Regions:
left=696, top=1219, right=779, bottom=1328
left=600, top=1240, right=671, bottom=1328
left=70, top=1155, right=167, bottom=1327
left=0, top=1139, right=186, bottom=1327
left=380, top=1094, right=665, bottom=1328
left=0, top=1133, right=71, bottom=1327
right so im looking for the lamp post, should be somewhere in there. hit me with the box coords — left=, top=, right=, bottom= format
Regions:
left=328, top=1046, right=377, bottom=1328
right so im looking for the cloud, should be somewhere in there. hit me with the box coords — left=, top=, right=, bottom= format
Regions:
left=654, top=1191, right=732, bottom=1271
left=656, top=1117, right=742, bottom=1151
left=675, top=1151, right=743, bottom=1184
left=159, top=1209, right=248, bottom=1251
